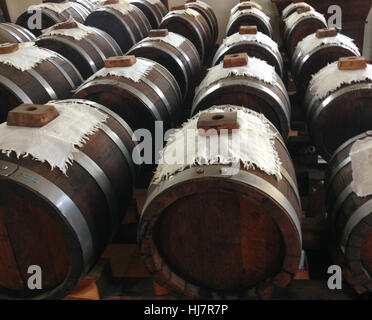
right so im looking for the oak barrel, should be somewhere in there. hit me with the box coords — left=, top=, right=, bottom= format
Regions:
left=213, top=27, right=284, bottom=78
left=0, top=43, right=83, bottom=122
left=16, top=2, right=90, bottom=36
left=185, top=0, right=219, bottom=45
left=160, top=7, right=212, bottom=63
left=138, top=106, right=302, bottom=299
left=43, top=0, right=97, bottom=12
left=84, top=0, right=151, bottom=52
left=304, top=59, right=372, bottom=160
left=127, top=30, right=201, bottom=103
left=130, top=0, right=168, bottom=28
left=0, top=99, right=136, bottom=299
left=292, top=30, right=360, bottom=99
left=192, top=54, right=291, bottom=140
left=326, top=131, right=372, bottom=293
left=36, top=22, right=122, bottom=79
left=281, top=2, right=314, bottom=20
left=0, top=23, right=36, bottom=44
left=283, top=9, right=327, bottom=56
left=226, top=7, right=273, bottom=38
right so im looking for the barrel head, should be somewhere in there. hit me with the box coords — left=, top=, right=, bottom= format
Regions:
left=7, top=104, right=59, bottom=127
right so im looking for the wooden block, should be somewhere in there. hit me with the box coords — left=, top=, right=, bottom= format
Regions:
left=338, top=56, right=367, bottom=70
left=105, top=56, right=136, bottom=68
left=239, top=25, right=258, bottom=35
left=186, top=0, right=196, bottom=2
left=149, top=29, right=169, bottom=37
left=239, top=1, right=263, bottom=10
left=223, top=52, right=248, bottom=68
left=103, top=0, right=119, bottom=5
left=294, top=269, right=310, bottom=280
left=171, top=5, right=186, bottom=10
left=316, top=27, right=337, bottom=38
left=239, top=5, right=252, bottom=10
left=197, top=111, right=240, bottom=135
left=0, top=43, right=19, bottom=54
left=297, top=6, right=311, bottom=14
left=53, top=21, right=78, bottom=30
left=7, top=104, right=59, bottom=128
left=153, top=282, right=169, bottom=296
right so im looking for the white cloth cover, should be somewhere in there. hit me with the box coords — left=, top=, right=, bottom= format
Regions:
left=284, top=10, right=326, bottom=30
left=229, top=7, right=271, bottom=25
left=28, top=2, right=73, bottom=14
left=0, top=102, right=108, bottom=174
left=152, top=105, right=282, bottom=184
left=296, top=32, right=360, bottom=56
left=98, top=0, right=134, bottom=15
left=41, top=17, right=96, bottom=41
left=351, top=138, right=372, bottom=197
left=0, top=42, right=57, bottom=71
left=141, top=32, right=186, bottom=48
left=309, top=61, right=372, bottom=99
left=282, top=2, right=314, bottom=18
left=223, top=31, right=279, bottom=50
left=85, top=58, right=156, bottom=82
left=230, top=1, right=262, bottom=15
left=199, top=56, right=277, bottom=91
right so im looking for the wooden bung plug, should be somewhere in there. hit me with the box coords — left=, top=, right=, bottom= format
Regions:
left=297, top=6, right=311, bottom=14
left=197, top=112, right=239, bottom=135
left=7, top=104, right=59, bottom=128
left=149, top=29, right=169, bottom=37
left=338, top=56, right=367, bottom=70
left=0, top=43, right=19, bottom=54
left=239, top=1, right=263, bottom=10
left=239, top=25, right=258, bottom=35
left=223, top=52, right=248, bottom=68
left=239, top=5, right=252, bottom=10
left=105, top=56, right=136, bottom=68
left=171, top=5, right=187, bottom=11
left=186, top=0, right=196, bottom=3
left=54, top=21, right=78, bottom=30
left=316, top=28, right=337, bottom=38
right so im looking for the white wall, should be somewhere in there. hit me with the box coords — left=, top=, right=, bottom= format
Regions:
left=6, top=0, right=41, bottom=22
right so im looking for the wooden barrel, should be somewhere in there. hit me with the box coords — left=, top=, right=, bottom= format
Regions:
left=16, top=2, right=90, bottom=36
left=0, top=43, right=83, bottom=122
left=73, top=56, right=183, bottom=132
left=185, top=0, right=219, bottom=45
left=213, top=26, right=284, bottom=78
left=292, top=29, right=360, bottom=99
left=0, top=99, right=136, bottom=299
left=160, top=6, right=212, bottom=63
left=130, top=0, right=168, bottom=28
left=192, top=53, right=291, bottom=140
left=283, top=8, right=327, bottom=56
left=36, top=23, right=122, bottom=79
left=84, top=1, right=151, bottom=53
left=326, top=131, right=372, bottom=293
left=304, top=57, right=372, bottom=160
left=138, top=106, right=302, bottom=299
left=230, top=1, right=264, bottom=14
left=226, top=7, right=273, bottom=38
left=0, top=23, right=36, bottom=44
left=43, top=0, right=97, bottom=12
left=127, top=29, right=201, bottom=104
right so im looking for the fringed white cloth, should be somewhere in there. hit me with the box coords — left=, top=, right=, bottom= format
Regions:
left=0, top=102, right=108, bottom=174
left=351, top=138, right=372, bottom=197
left=309, top=61, right=372, bottom=99
left=41, top=17, right=97, bottom=41
left=0, top=42, right=57, bottom=71
left=296, top=33, right=360, bottom=56
left=282, top=2, right=314, bottom=18
left=229, top=7, right=271, bottom=25
left=98, top=0, right=134, bottom=15
left=230, top=1, right=263, bottom=15
left=199, top=56, right=277, bottom=91
left=284, top=11, right=326, bottom=30
left=85, top=58, right=156, bottom=82
left=223, top=31, right=279, bottom=51
left=28, top=2, right=73, bottom=14
left=141, top=32, right=186, bottom=48
left=152, top=105, right=282, bottom=184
